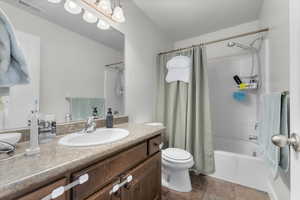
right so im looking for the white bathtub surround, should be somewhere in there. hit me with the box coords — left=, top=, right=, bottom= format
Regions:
left=211, top=150, right=269, bottom=192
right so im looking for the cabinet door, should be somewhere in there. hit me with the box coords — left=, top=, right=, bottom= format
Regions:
left=85, top=181, right=120, bottom=200
left=121, top=153, right=161, bottom=200
left=72, top=142, right=148, bottom=200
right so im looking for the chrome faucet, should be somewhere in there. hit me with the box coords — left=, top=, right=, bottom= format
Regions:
left=83, top=116, right=97, bottom=133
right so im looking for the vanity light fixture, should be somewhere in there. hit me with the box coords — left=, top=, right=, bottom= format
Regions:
left=112, top=5, right=125, bottom=23
left=48, top=0, right=62, bottom=3
left=64, top=0, right=82, bottom=14
left=47, top=0, right=126, bottom=31
left=97, top=0, right=112, bottom=14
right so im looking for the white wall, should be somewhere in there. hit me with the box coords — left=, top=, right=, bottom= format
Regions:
left=175, top=21, right=260, bottom=59
left=0, top=2, right=123, bottom=122
left=207, top=54, right=258, bottom=145
left=259, top=0, right=290, bottom=200
left=111, top=0, right=173, bottom=123
left=259, top=0, right=290, bottom=93
left=0, top=31, right=40, bottom=129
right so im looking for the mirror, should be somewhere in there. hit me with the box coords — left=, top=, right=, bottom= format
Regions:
left=0, top=0, right=125, bottom=130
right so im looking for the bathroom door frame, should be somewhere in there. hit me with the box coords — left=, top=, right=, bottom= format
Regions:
left=289, top=0, right=300, bottom=199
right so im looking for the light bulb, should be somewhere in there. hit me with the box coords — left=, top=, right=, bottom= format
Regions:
left=97, top=19, right=110, bottom=30
left=112, top=6, right=125, bottom=23
left=97, top=0, right=112, bottom=14
left=48, top=0, right=62, bottom=3
left=64, top=0, right=82, bottom=15
left=83, top=10, right=98, bottom=23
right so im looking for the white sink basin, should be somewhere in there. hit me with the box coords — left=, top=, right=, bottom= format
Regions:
left=59, top=128, right=129, bottom=147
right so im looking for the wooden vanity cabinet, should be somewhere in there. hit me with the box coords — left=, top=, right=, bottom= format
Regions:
left=72, top=142, right=148, bottom=200
left=121, top=153, right=161, bottom=200
left=83, top=153, right=161, bottom=200
left=15, top=134, right=162, bottom=200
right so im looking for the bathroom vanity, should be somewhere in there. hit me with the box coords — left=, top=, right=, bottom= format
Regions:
left=0, top=124, right=164, bottom=200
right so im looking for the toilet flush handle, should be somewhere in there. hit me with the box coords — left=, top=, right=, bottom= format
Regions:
left=154, top=142, right=164, bottom=150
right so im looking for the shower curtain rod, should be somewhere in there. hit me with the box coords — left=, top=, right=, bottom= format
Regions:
left=158, top=28, right=269, bottom=55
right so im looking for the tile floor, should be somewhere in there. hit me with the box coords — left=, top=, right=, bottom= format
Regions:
left=162, top=174, right=270, bottom=200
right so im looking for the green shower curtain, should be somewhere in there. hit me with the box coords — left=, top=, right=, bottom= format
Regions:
left=156, top=46, right=215, bottom=174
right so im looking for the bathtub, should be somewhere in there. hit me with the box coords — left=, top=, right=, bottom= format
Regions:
left=210, top=136, right=269, bottom=192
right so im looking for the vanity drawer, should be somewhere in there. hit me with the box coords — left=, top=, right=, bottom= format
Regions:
left=17, top=178, right=67, bottom=200
left=85, top=180, right=120, bottom=200
left=72, top=142, right=148, bottom=200
left=148, top=135, right=162, bottom=156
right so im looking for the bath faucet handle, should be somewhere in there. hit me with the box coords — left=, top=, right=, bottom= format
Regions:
left=272, top=133, right=300, bottom=152
left=249, top=135, right=258, bottom=140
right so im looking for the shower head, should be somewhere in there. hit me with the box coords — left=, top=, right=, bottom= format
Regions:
left=227, top=42, right=236, bottom=47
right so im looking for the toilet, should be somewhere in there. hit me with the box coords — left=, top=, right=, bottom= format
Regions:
left=162, top=148, right=194, bottom=192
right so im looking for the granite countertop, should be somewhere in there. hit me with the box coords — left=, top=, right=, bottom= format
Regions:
left=0, top=123, right=165, bottom=199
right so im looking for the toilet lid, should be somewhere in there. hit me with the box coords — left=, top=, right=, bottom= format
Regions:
left=162, top=148, right=192, bottom=161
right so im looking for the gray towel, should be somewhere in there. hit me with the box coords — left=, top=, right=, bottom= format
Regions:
left=258, top=93, right=281, bottom=178
left=0, top=8, right=29, bottom=87
left=279, top=93, right=289, bottom=173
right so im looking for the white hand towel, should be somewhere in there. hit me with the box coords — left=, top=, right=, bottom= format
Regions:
left=166, top=56, right=191, bottom=83
left=0, top=8, right=29, bottom=87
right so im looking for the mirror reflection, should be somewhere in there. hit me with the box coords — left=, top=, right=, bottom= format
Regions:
left=0, top=0, right=125, bottom=130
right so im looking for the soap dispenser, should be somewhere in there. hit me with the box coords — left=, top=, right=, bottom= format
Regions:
left=106, top=108, right=114, bottom=128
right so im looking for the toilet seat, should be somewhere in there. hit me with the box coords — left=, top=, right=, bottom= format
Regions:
left=162, top=148, right=193, bottom=164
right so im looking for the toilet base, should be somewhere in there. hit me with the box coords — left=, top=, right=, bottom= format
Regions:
left=162, top=168, right=192, bottom=192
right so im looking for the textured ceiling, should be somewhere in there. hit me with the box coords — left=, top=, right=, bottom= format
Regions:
left=132, top=0, right=263, bottom=41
